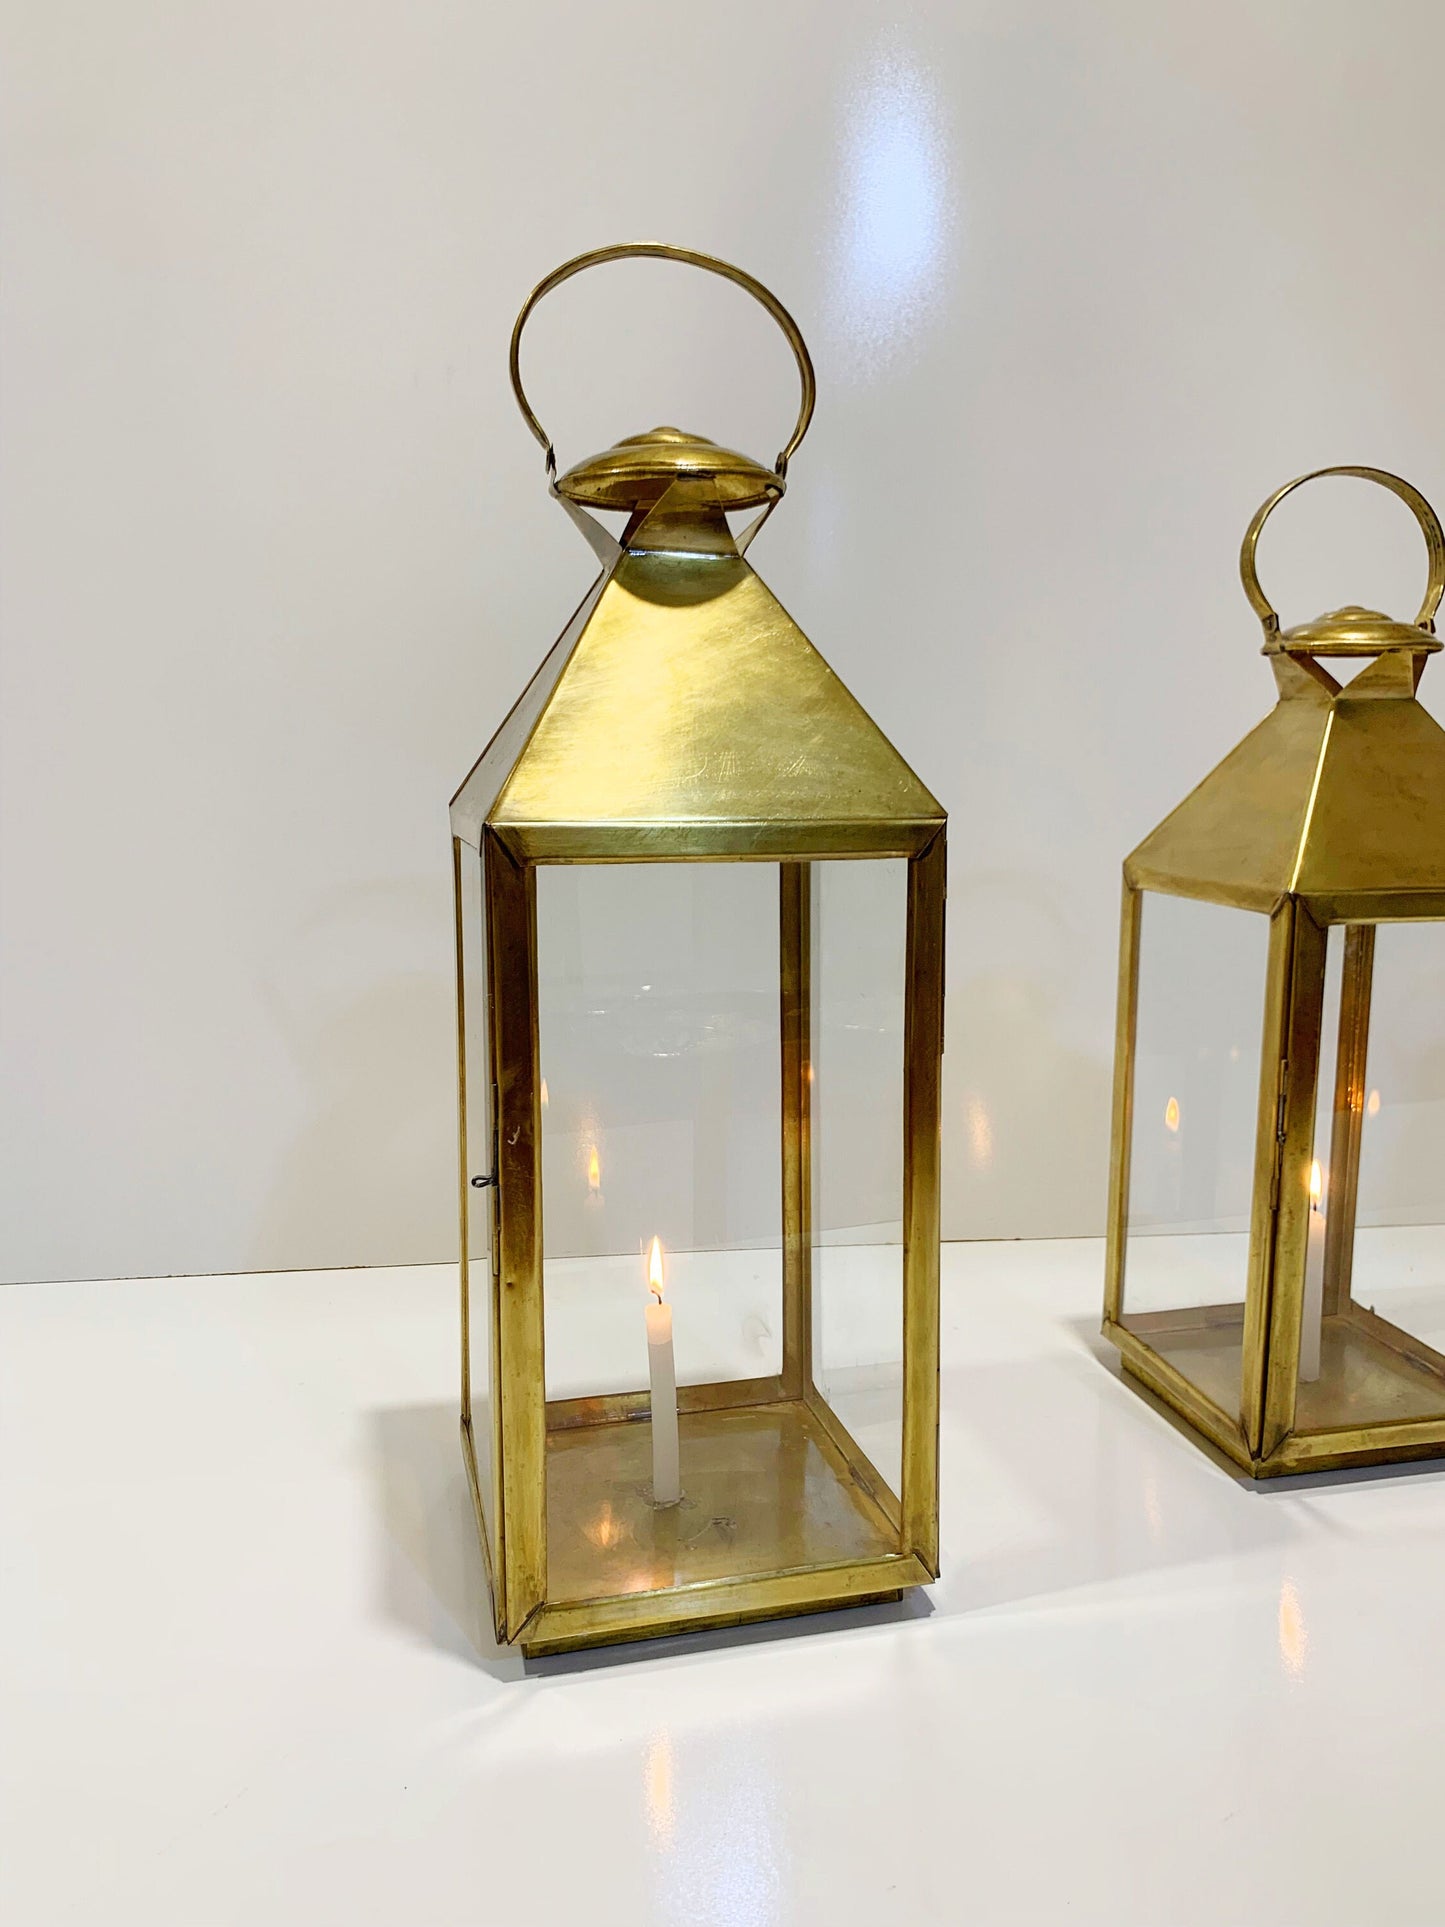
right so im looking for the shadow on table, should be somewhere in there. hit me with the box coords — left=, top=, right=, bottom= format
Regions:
left=364, top=1399, right=930, bottom=1675
left=938, top=1314, right=1445, bottom=1620
left=1088, top=1315, right=1445, bottom=1496
left=365, top=1401, right=524, bottom=1681
left=368, top=1323, right=1445, bottom=1669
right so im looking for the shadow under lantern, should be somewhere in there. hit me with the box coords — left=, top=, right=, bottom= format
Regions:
left=1104, top=465, right=1445, bottom=1476
left=450, top=245, right=946, bottom=1654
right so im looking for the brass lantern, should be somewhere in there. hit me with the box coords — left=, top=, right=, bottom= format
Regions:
left=1104, top=465, right=1445, bottom=1476
left=450, top=245, right=946, bottom=1654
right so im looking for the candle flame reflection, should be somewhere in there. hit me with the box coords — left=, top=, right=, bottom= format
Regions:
left=586, top=1501, right=623, bottom=1551
left=587, top=1144, right=601, bottom=1194
left=644, top=1730, right=676, bottom=1848
left=1309, top=1158, right=1323, bottom=1207
left=648, top=1235, right=665, bottom=1303
left=1164, top=1096, right=1180, bottom=1133
left=1367, top=1088, right=1381, bottom=1117
left=1278, top=1577, right=1308, bottom=1679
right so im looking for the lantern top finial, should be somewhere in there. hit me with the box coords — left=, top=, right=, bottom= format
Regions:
left=509, top=242, right=815, bottom=492
left=1126, top=465, right=1445, bottom=913
left=1272, top=602, right=1444, bottom=659
left=1240, top=465, right=1445, bottom=663
left=556, top=425, right=784, bottom=513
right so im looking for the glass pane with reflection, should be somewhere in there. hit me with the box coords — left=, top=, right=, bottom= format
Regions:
left=1121, top=891, right=1269, bottom=1422
left=810, top=859, right=907, bottom=1507
left=537, top=862, right=783, bottom=1406
left=535, top=862, right=791, bottom=1605
left=1296, top=921, right=1445, bottom=1431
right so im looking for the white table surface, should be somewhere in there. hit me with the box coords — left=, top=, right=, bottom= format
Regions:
left=5, top=1239, right=1444, bottom=1925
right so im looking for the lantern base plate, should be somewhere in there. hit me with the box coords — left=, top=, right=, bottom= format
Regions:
left=1118, top=1297, right=1445, bottom=1470
left=542, top=1395, right=900, bottom=1610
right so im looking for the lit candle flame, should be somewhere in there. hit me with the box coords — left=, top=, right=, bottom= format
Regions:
left=587, top=1145, right=600, bottom=1194
left=540, top=1077, right=549, bottom=1110
left=1309, top=1158, right=1323, bottom=1207
left=1164, top=1096, right=1180, bottom=1133
left=1367, top=1088, right=1381, bottom=1118
left=648, top=1234, right=665, bottom=1304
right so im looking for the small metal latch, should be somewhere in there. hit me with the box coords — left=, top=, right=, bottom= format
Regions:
left=470, top=1173, right=496, bottom=1189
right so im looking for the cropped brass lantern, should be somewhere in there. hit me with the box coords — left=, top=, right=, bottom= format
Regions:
left=1104, top=465, right=1445, bottom=1476
left=450, top=245, right=946, bottom=1654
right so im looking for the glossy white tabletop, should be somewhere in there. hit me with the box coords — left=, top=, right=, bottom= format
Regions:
left=4, top=1242, right=1444, bottom=1924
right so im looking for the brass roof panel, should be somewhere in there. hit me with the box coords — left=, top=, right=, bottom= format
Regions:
left=477, top=548, right=942, bottom=860
left=1126, top=684, right=1332, bottom=909
left=1128, top=673, right=1445, bottom=910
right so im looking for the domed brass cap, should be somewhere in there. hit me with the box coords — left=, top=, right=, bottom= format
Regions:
left=1275, top=603, right=1442, bottom=657
left=555, top=426, right=784, bottom=512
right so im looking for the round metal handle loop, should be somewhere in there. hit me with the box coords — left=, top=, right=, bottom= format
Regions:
left=508, top=242, right=816, bottom=484
left=1240, top=465, right=1445, bottom=636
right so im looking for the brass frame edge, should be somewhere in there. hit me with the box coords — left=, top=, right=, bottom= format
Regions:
left=545, top=1375, right=789, bottom=1432
left=1105, top=1319, right=1254, bottom=1471
left=1103, top=880, right=1141, bottom=1326
left=486, top=829, right=547, bottom=1636
left=519, top=1553, right=931, bottom=1657
left=1322, top=925, right=1375, bottom=1313
left=1260, top=902, right=1328, bottom=1458
left=900, top=829, right=945, bottom=1574
left=1240, top=904, right=1295, bottom=1451
left=780, top=862, right=813, bottom=1401
left=490, top=820, right=945, bottom=865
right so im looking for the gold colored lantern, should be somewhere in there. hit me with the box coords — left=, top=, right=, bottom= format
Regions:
left=1104, top=465, right=1445, bottom=1476
left=451, top=245, right=946, bottom=1653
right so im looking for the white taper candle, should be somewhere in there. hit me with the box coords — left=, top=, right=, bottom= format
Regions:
left=645, top=1237, right=680, bottom=1505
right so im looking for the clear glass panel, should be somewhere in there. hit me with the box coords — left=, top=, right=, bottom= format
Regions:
left=537, top=862, right=783, bottom=1402
left=811, top=859, right=907, bottom=1503
left=457, top=841, right=495, bottom=1553
left=1296, top=921, right=1445, bottom=1430
left=533, top=860, right=902, bottom=1609
left=1121, top=892, right=1269, bottom=1419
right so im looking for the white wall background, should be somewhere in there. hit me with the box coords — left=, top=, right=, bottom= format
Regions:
left=5, top=0, right=1445, bottom=1284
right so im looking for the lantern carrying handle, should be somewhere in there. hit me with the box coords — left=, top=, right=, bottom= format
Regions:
left=508, top=243, right=816, bottom=484
left=1240, top=465, right=1445, bottom=638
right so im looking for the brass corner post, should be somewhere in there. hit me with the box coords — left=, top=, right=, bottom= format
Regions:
left=901, top=830, right=946, bottom=1574
left=485, top=828, right=545, bottom=1638
left=780, top=862, right=813, bottom=1401
left=1103, top=881, right=1142, bottom=1328
left=1260, top=904, right=1328, bottom=1461
left=1322, top=925, right=1375, bottom=1316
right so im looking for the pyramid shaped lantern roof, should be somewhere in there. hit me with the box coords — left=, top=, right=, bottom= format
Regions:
left=1127, top=466, right=1445, bottom=924
left=451, top=246, right=943, bottom=865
